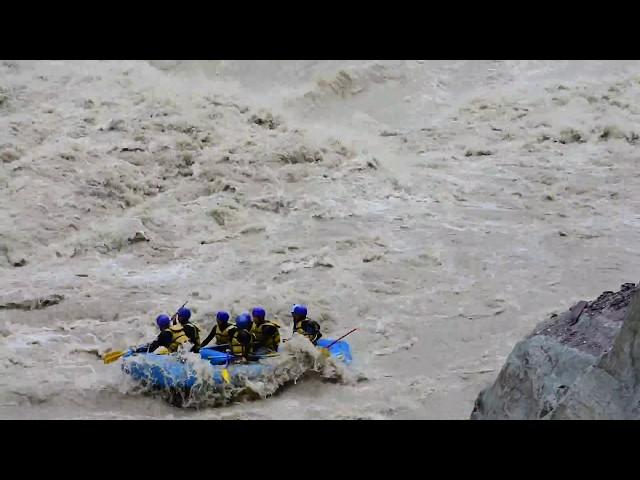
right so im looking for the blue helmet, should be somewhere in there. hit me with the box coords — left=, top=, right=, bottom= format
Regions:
left=292, top=304, right=307, bottom=317
left=252, top=307, right=266, bottom=318
left=216, top=311, right=230, bottom=323
left=236, top=312, right=252, bottom=330
left=177, top=307, right=191, bottom=321
left=156, top=314, right=171, bottom=329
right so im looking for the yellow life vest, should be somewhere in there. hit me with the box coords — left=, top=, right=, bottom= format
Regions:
left=230, top=330, right=256, bottom=357
left=251, top=321, right=281, bottom=351
left=216, top=323, right=237, bottom=345
left=168, top=324, right=189, bottom=352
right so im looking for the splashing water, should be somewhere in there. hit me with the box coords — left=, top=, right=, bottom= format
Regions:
left=118, top=335, right=362, bottom=408
left=2, top=60, right=640, bottom=418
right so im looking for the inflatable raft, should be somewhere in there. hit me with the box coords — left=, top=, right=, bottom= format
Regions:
left=121, top=338, right=352, bottom=389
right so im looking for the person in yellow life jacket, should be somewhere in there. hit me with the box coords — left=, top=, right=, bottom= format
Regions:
left=173, top=307, right=201, bottom=353
left=200, top=311, right=237, bottom=351
left=133, top=314, right=174, bottom=354
left=291, top=304, right=322, bottom=345
left=250, top=307, right=281, bottom=353
left=230, top=313, right=256, bottom=360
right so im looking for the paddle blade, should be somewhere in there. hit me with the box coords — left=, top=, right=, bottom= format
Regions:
left=103, top=351, right=126, bottom=364
left=222, top=368, right=231, bottom=384
left=258, top=353, right=280, bottom=358
left=319, top=347, right=330, bottom=358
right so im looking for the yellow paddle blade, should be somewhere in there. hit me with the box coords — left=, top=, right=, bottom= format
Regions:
left=319, top=347, right=330, bottom=358
left=222, top=368, right=231, bottom=384
left=103, top=351, right=126, bottom=364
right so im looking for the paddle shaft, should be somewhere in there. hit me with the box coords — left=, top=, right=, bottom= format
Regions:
left=104, top=300, right=188, bottom=363
left=326, top=328, right=357, bottom=349
left=172, top=300, right=189, bottom=325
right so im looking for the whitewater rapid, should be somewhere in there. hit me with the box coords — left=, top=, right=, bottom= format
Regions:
left=1, top=60, right=639, bottom=418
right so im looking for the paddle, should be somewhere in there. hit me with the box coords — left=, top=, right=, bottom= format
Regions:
left=320, top=328, right=358, bottom=357
left=326, top=328, right=358, bottom=348
left=200, top=345, right=232, bottom=384
left=103, top=349, right=131, bottom=364
left=221, top=355, right=234, bottom=384
left=200, top=344, right=230, bottom=350
left=104, top=301, right=189, bottom=364
left=171, top=300, right=189, bottom=325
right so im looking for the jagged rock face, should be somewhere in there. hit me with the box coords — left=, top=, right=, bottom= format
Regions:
left=471, top=283, right=639, bottom=420
left=552, top=291, right=640, bottom=419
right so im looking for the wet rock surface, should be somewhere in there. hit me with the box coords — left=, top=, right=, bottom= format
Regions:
left=0, top=294, right=65, bottom=311
left=471, top=282, right=640, bottom=419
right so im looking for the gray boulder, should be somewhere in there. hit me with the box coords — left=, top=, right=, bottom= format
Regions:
left=471, top=282, right=639, bottom=419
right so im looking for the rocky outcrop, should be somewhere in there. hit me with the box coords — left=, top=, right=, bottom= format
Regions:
left=471, top=282, right=640, bottom=419
left=0, top=294, right=65, bottom=311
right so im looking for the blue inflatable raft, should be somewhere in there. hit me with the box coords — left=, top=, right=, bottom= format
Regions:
left=121, top=338, right=352, bottom=390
